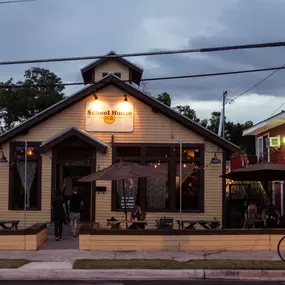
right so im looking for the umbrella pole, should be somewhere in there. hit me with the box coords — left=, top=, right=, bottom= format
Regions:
left=122, top=179, right=128, bottom=229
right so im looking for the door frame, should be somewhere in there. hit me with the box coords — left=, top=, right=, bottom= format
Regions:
left=51, top=148, right=97, bottom=222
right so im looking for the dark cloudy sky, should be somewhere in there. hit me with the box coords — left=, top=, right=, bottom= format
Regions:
left=1, top=0, right=285, bottom=124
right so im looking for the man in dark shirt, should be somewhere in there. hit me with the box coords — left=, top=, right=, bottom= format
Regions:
left=68, top=186, right=83, bottom=237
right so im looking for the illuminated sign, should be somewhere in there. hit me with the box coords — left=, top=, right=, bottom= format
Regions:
left=85, top=101, right=134, bottom=132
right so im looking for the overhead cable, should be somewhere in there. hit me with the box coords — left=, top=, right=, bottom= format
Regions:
left=1, top=41, right=285, bottom=66
left=1, top=65, right=285, bottom=88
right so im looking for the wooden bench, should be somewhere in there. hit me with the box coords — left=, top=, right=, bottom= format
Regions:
left=0, top=220, right=20, bottom=230
left=177, top=220, right=220, bottom=230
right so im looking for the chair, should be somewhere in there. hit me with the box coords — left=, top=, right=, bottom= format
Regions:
left=155, top=217, right=173, bottom=229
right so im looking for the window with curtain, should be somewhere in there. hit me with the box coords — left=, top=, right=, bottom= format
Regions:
left=112, top=144, right=204, bottom=212
left=9, top=143, right=42, bottom=210
left=146, top=162, right=169, bottom=209
left=116, top=178, right=139, bottom=209
left=175, top=163, right=201, bottom=210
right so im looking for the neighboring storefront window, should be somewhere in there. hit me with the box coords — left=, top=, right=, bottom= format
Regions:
left=113, top=144, right=204, bottom=212
left=9, top=142, right=42, bottom=210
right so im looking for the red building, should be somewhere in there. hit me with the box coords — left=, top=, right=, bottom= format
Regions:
left=243, top=110, right=285, bottom=215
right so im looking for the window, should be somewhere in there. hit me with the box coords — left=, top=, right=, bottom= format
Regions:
left=112, top=144, right=204, bottom=212
left=116, top=147, right=140, bottom=158
left=146, top=162, right=169, bottom=209
left=257, top=134, right=270, bottom=162
left=175, top=163, right=201, bottom=210
left=9, top=142, right=42, bottom=210
left=116, top=178, right=139, bottom=209
left=102, top=72, right=121, bottom=78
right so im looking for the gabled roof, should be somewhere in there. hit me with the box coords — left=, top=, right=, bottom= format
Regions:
left=0, top=74, right=239, bottom=153
left=39, top=125, right=107, bottom=154
left=81, top=51, right=143, bottom=85
left=243, top=110, right=285, bottom=136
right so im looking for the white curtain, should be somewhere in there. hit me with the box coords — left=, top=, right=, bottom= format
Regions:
left=146, top=163, right=168, bottom=209
left=17, top=161, right=37, bottom=208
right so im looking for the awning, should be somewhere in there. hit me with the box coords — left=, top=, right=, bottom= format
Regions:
left=39, top=125, right=107, bottom=154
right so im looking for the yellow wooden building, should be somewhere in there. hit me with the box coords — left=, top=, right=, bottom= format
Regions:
left=0, top=51, right=239, bottom=228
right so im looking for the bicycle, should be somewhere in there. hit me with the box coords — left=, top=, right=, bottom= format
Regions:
left=277, top=235, right=285, bottom=261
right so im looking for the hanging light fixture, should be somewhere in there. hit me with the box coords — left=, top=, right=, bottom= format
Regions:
left=0, top=150, right=7, bottom=163
left=124, top=94, right=128, bottom=102
left=211, top=152, right=221, bottom=164
left=94, top=93, right=98, bottom=100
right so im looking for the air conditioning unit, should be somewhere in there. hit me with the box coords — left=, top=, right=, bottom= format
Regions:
left=265, top=136, right=280, bottom=148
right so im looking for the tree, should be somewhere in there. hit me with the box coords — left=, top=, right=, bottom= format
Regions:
left=0, top=67, right=65, bottom=133
left=225, top=120, right=254, bottom=154
left=155, top=92, right=172, bottom=107
left=207, top=111, right=221, bottom=134
left=174, top=105, right=200, bottom=123
left=200, top=118, right=208, bottom=128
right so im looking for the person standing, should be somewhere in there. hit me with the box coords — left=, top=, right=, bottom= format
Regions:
left=52, top=197, right=67, bottom=241
left=68, top=186, right=83, bottom=237
left=61, top=175, right=74, bottom=218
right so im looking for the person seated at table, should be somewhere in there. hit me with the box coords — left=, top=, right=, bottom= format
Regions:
left=129, top=202, right=146, bottom=229
left=262, top=204, right=280, bottom=228
left=244, top=201, right=259, bottom=228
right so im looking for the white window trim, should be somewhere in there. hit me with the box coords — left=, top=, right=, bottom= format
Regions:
left=256, top=132, right=270, bottom=162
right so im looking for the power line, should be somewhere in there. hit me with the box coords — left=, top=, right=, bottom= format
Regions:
left=1, top=41, right=285, bottom=66
left=0, top=0, right=37, bottom=4
left=271, top=101, right=285, bottom=116
left=229, top=63, right=285, bottom=102
left=2, top=65, right=285, bottom=89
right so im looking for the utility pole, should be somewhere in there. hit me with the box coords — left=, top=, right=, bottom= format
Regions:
left=222, top=91, right=228, bottom=138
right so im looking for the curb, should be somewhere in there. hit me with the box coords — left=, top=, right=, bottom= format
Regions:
left=0, top=269, right=204, bottom=280
left=1, top=269, right=285, bottom=281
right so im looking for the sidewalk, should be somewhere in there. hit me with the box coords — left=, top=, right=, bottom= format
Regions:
left=0, top=250, right=284, bottom=281
left=0, top=249, right=281, bottom=262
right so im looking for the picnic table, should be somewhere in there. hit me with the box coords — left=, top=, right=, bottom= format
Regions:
left=122, top=219, right=148, bottom=229
left=244, top=219, right=264, bottom=229
left=0, top=220, right=20, bottom=230
left=176, top=219, right=220, bottom=230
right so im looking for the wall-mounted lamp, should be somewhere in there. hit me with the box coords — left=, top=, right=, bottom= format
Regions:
left=94, top=93, right=98, bottom=100
left=211, top=152, right=221, bottom=164
left=124, top=94, right=128, bottom=102
left=0, top=150, right=7, bottom=163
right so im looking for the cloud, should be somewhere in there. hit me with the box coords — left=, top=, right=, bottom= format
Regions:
left=144, top=0, right=285, bottom=103
left=0, top=0, right=284, bottom=124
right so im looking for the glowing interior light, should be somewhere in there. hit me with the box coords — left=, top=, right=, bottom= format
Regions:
left=91, top=100, right=102, bottom=111
left=27, top=149, right=34, bottom=156
left=120, top=101, right=131, bottom=112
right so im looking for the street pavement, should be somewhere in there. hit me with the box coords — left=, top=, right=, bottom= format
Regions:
left=1, top=281, right=284, bottom=285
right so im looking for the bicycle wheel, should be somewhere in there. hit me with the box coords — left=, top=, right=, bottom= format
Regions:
left=277, top=235, right=285, bottom=261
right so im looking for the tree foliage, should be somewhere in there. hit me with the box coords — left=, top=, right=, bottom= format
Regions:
left=154, top=92, right=255, bottom=153
left=0, top=67, right=65, bottom=133
left=155, top=92, right=172, bottom=107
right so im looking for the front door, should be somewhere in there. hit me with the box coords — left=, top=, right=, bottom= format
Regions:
left=63, top=166, right=92, bottom=221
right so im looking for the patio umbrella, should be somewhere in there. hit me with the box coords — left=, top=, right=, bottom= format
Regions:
left=221, top=163, right=285, bottom=181
left=78, top=162, right=166, bottom=228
